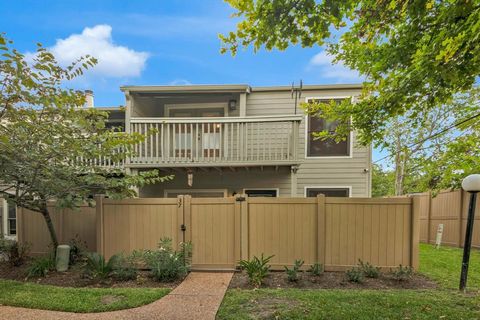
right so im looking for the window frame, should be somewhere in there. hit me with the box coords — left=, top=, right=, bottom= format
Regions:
left=304, top=96, right=354, bottom=159
left=243, top=188, right=279, bottom=197
left=304, top=186, right=352, bottom=198
left=2, top=199, right=16, bottom=239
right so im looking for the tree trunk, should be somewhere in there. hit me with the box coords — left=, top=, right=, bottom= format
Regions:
left=40, top=207, right=59, bottom=249
left=394, top=135, right=405, bottom=196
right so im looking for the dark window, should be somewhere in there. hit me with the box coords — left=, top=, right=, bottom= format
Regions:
left=7, top=204, right=16, bottom=235
left=306, top=100, right=350, bottom=157
left=306, top=188, right=350, bottom=197
left=245, top=189, right=278, bottom=197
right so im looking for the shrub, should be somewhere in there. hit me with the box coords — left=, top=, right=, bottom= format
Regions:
left=68, top=235, right=88, bottom=265
left=26, top=255, right=55, bottom=278
left=239, top=254, right=273, bottom=287
left=346, top=267, right=364, bottom=283
left=84, top=252, right=119, bottom=279
left=143, top=238, right=193, bottom=282
left=111, top=254, right=138, bottom=281
left=0, top=238, right=30, bottom=267
left=391, top=265, right=414, bottom=281
left=358, top=260, right=380, bottom=278
left=284, top=259, right=304, bottom=282
left=308, top=263, right=324, bottom=276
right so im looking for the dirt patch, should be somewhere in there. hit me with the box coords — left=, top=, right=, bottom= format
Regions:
left=100, top=294, right=125, bottom=305
left=0, top=261, right=181, bottom=289
left=229, top=271, right=437, bottom=290
left=248, top=297, right=299, bottom=319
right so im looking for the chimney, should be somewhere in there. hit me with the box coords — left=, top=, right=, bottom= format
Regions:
left=85, top=90, right=94, bottom=108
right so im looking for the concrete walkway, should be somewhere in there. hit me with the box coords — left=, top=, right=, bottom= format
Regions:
left=0, top=272, right=233, bottom=320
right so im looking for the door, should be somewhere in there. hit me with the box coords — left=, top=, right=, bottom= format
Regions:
left=185, top=197, right=239, bottom=270
left=168, top=108, right=224, bottom=160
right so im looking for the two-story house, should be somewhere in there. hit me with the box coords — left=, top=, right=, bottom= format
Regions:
left=114, top=84, right=371, bottom=198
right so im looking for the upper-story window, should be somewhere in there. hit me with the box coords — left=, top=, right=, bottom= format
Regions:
left=306, top=99, right=351, bottom=157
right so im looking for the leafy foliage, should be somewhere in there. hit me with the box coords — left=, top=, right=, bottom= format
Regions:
left=239, top=254, right=273, bottom=287
left=68, top=235, right=88, bottom=265
left=110, top=254, right=138, bottom=281
left=221, top=0, right=480, bottom=146
left=308, top=263, right=323, bottom=276
left=0, top=238, right=30, bottom=267
left=358, top=260, right=380, bottom=279
left=142, top=238, right=193, bottom=282
left=391, top=265, right=414, bottom=282
left=84, top=252, right=119, bottom=279
left=284, top=259, right=304, bottom=282
left=0, top=34, right=171, bottom=248
left=345, top=267, right=364, bottom=283
left=26, top=256, right=55, bottom=278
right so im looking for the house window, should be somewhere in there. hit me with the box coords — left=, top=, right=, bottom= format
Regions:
left=244, top=189, right=278, bottom=197
left=306, top=99, right=350, bottom=157
left=7, top=203, right=16, bottom=235
left=305, top=187, right=350, bottom=197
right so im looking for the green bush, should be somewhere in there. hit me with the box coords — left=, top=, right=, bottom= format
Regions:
left=143, top=238, right=193, bottom=282
left=358, top=260, right=380, bottom=278
left=391, top=265, right=414, bottom=281
left=68, top=235, right=88, bottom=265
left=84, top=252, right=119, bottom=279
left=308, top=263, right=324, bottom=276
left=0, top=237, right=30, bottom=267
left=111, top=254, right=138, bottom=281
left=239, top=254, right=273, bottom=287
left=284, top=259, right=304, bottom=282
left=26, top=256, right=55, bottom=278
left=346, top=267, right=364, bottom=283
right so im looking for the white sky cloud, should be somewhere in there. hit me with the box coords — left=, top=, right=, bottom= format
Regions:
left=308, top=51, right=363, bottom=82
left=43, top=25, right=149, bottom=78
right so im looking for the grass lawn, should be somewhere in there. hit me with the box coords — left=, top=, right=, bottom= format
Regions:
left=218, top=243, right=480, bottom=319
left=0, top=279, right=170, bottom=313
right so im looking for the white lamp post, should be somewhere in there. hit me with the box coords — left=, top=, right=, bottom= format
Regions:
left=459, top=174, right=480, bottom=292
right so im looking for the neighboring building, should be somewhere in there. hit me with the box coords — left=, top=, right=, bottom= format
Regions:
left=105, top=83, right=372, bottom=198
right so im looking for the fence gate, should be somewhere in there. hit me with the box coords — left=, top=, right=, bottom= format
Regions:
left=183, top=196, right=240, bottom=270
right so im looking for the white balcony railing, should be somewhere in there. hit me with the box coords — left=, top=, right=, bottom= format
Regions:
left=128, top=115, right=302, bottom=167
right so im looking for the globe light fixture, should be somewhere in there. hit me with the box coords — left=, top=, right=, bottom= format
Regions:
left=459, top=174, right=480, bottom=292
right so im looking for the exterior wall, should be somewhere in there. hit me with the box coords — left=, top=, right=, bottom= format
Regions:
left=246, top=88, right=371, bottom=197
left=139, top=167, right=291, bottom=198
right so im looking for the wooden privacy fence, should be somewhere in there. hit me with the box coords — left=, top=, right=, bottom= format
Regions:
left=95, top=195, right=419, bottom=271
left=418, top=189, right=480, bottom=248
left=17, top=204, right=96, bottom=255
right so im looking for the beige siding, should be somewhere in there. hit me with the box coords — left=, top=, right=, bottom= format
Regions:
left=247, top=89, right=371, bottom=197
left=140, top=168, right=291, bottom=197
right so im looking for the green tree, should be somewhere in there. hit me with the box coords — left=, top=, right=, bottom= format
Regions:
left=221, top=0, right=480, bottom=144
left=371, top=164, right=394, bottom=198
left=0, top=35, right=170, bottom=248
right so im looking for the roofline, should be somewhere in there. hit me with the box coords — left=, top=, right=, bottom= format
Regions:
left=121, top=84, right=251, bottom=94
left=251, top=84, right=362, bottom=92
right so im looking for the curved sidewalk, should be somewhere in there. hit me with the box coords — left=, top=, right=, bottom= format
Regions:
left=0, top=272, right=233, bottom=320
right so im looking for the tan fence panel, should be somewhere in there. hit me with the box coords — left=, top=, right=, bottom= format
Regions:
left=325, top=198, right=413, bottom=270
left=417, top=193, right=430, bottom=243
left=247, top=198, right=318, bottom=270
left=17, top=204, right=95, bottom=255
left=461, top=191, right=480, bottom=248
left=100, top=198, right=181, bottom=259
left=187, top=197, right=239, bottom=270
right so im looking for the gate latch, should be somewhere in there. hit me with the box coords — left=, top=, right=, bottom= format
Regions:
left=180, top=224, right=186, bottom=231
left=236, top=196, right=246, bottom=202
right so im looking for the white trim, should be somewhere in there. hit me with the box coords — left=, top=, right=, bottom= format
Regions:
left=164, top=189, right=228, bottom=197
left=243, top=188, right=280, bottom=197
left=303, top=186, right=352, bottom=197
left=304, top=96, right=354, bottom=159
left=131, top=114, right=303, bottom=124
left=2, top=199, right=17, bottom=240
left=165, top=102, right=229, bottom=117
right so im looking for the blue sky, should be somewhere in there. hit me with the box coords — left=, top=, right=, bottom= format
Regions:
left=1, top=0, right=385, bottom=160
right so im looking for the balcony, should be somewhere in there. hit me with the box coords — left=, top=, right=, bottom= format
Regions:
left=128, top=115, right=302, bottom=168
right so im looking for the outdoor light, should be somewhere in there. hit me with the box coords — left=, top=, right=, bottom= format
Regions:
left=187, top=170, right=193, bottom=187
left=228, top=99, right=237, bottom=111
left=459, top=174, right=480, bottom=292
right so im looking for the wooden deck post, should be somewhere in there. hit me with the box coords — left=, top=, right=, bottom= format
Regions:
left=411, top=196, right=421, bottom=270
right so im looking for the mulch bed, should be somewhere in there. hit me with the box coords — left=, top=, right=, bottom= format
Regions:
left=229, top=271, right=437, bottom=290
left=0, top=260, right=181, bottom=289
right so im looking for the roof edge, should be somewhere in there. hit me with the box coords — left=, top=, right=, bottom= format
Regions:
left=121, top=84, right=251, bottom=93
